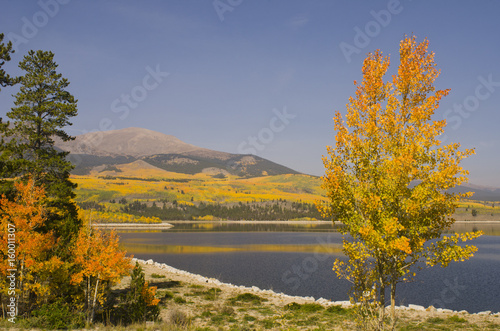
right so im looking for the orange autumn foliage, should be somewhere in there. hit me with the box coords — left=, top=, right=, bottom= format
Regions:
left=71, top=223, right=131, bottom=323
left=141, top=281, right=160, bottom=307
left=71, top=227, right=131, bottom=286
left=0, top=179, right=62, bottom=311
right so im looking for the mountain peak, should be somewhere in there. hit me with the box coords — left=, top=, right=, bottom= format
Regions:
left=56, top=127, right=300, bottom=177
left=56, top=127, right=203, bottom=158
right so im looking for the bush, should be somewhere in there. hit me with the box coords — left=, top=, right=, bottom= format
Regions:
left=326, top=305, right=350, bottom=315
left=29, top=300, right=85, bottom=329
left=169, top=308, right=190, bottom=326
left=174, top=296, right=187, bottom=304
left=284, top=302, right=302, bottom=311
left=448, top=315, right=467, bottom=323
left=229, top=293, right=266, bottom=304
left=124, top=262, right=160, bottom=323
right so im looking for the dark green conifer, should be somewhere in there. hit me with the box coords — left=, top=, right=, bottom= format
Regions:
left=0, top=49, right=80, bottom=248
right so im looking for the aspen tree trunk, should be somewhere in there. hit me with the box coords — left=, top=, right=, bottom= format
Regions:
left=90, top=275, right=100, bottom=324
left=379, top=282, right=386, bottom=331
left=390, top=282, right=397, bottom=330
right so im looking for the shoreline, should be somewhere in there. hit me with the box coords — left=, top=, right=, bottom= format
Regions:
left=92, top=219, right=500, bottom=231
left=133, top=257, right=500, bottom=317
left=92, top=222, right=174, bottom=229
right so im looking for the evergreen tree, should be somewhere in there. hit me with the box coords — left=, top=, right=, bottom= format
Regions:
left=0, top=33, right=16, bottom=179
left=125, top=263, right=160, bottom=323
left=0, top=50, right=80, bottom=247
left=0, top=33, right=15, bottom=91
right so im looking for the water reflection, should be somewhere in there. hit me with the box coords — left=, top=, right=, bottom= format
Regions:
left=157, top=221, right=500, bottom=236
left=164, top=221, right=344, bottom=233
left=121, top=243, right=343, bottom=255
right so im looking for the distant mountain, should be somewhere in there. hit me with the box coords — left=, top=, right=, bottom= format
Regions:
left=55, top=127, right=300, bottom=177
left=448, top=184, right=500, bottom=202
left=55, top=127, right=207, bottom=157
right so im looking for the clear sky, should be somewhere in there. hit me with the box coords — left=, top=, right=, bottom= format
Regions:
left=1, top=1, right=499, bottom=186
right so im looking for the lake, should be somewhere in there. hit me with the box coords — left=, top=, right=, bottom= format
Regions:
left=117, top=221, right=500, bottom=314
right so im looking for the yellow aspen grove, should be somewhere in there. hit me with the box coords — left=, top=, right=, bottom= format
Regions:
left=320, top=36, right=482, bottom=330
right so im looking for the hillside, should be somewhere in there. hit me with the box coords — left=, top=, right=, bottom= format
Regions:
left=72, top=159, right=500, bottom=222
left=72, top=159, right=325, bottom=221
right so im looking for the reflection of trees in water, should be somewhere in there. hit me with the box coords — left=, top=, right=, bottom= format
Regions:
left=444, top=222, right=500, bottom=236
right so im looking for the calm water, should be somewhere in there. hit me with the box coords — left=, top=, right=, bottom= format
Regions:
left=118, top=222, right=500, bottom=313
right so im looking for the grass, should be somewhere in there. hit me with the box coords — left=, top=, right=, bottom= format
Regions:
left=229, top=292, right=267, bottom=305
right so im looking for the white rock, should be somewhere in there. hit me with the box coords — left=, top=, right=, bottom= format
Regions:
left=408, top=304, right=425, bottom=311
left=251, top=286, right=260, bottom=292
left=477, top=310, right=491, bottom=315
left=458, top=310, right=468, bottom=314
left=145, top=259, right=154, bottom=265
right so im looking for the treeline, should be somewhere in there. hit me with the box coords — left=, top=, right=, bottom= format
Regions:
left=79, top=209, right=162, bottom=224
left=98, top=175, right=192, bottom=183
left=120, top=200, right=324, bottom=221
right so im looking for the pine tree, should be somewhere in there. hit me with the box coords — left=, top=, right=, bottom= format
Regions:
left=0, top=50, right=80, bottom=248
left=0, top=33, right=15, bottom=91
left=0, top=33, right=16, bottom=179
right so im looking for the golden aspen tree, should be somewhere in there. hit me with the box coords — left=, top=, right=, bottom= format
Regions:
left=320, top=36, right=482, bottom=330
left=70, top=222, right=131, bottom=324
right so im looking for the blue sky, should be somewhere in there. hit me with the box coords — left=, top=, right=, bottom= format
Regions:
left=1, top=1, right=499, bottom=186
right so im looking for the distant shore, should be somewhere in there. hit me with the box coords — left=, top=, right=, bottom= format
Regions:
left=92, top=222, right=174, bottom=229
left=92, top=219, right=500, bottom=230
left=89, top=219, right=500, bottom=234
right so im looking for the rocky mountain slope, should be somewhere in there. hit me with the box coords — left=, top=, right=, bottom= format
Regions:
left=56, top=127, right=299, bottom=177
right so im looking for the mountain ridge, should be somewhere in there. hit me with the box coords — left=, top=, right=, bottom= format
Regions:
left=56, top=127, right=300, bottom=177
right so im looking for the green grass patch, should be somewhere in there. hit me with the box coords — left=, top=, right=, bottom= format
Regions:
left=325, top=304, right=350, bottom=315
left=189, top=284, right=205, bottom=289
left=229, top=292, right=267, bottom=304
left=284, top=302, right=324, bottom=313
left=448, top=315, right=467, bottom=323
left=159, top=290, right=174, bottom=301
left=150, top=273, right=166, bottom=279
left=426, top=316, right=445, bottom=324
left=260, top=318, right=277, bottom=329
left=187, top=287, right=222, bottom=301
left=174, top=296, right=186, bottom=304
